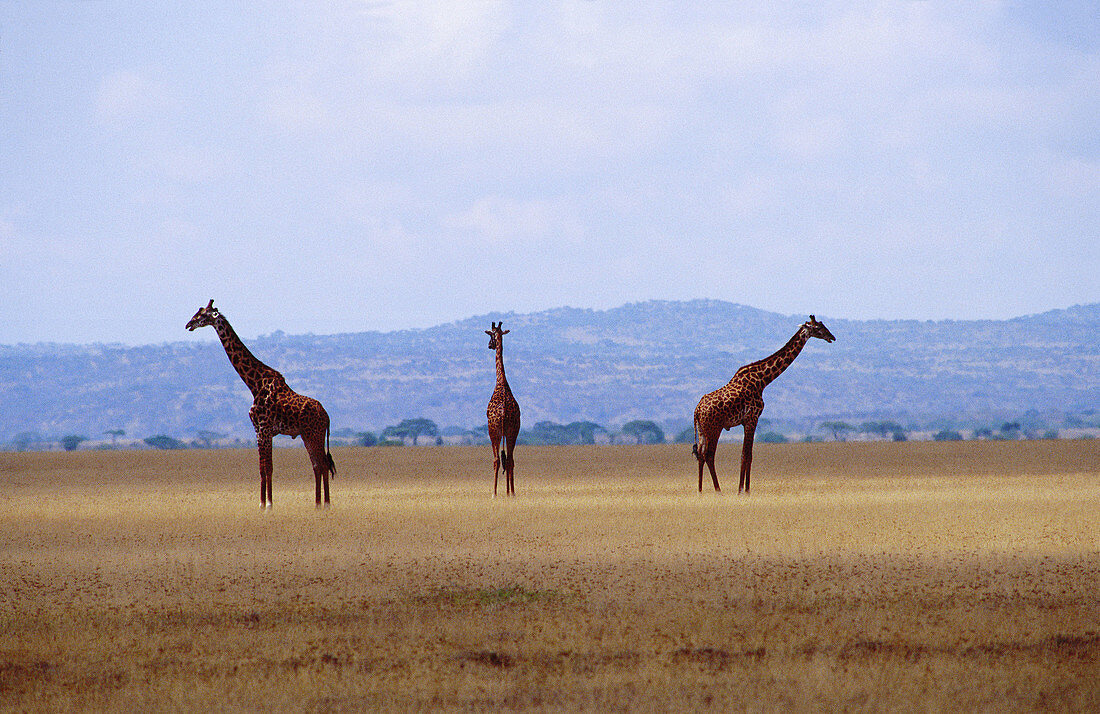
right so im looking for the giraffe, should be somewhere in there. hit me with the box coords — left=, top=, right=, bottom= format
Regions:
left=186, top=300, right=336, bottom=508
left=693, top=315, right=835, bottom=494
left=485, top=321, right=521, bottom=497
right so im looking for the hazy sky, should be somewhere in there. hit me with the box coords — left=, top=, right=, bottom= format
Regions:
left=3, top=1, right=1098, bottom=345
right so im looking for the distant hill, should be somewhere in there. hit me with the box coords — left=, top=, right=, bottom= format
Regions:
left=2, top=300, right=1098, bottom=445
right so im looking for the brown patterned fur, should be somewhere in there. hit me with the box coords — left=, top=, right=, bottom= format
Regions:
left=485, top=321, right=521, bottom=497
left=693, top=315, right=835, bottom=494
left=187, top=300, right=335, bottom=508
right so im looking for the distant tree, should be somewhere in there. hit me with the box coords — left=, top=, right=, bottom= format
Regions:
left=60, top=435, right=87, bottom=452
left=436, top=426, right=481, bottom=446
left=933, top=429, right=964, bottom=441
left=819, top=421, right=854, bottom=442
left=1000, top=422, right=1022, bottom=439
left=192, top=430, right=225, bottom=448
left=523, top=421, right=607, bottom=445
left=1021, top=408, right=1044, bottom=432
left=973, top=426, right=994, bottom=440
left=568, top=421, right=606, bottom=444
left=861, top=420, right=905, bottom=440
left=331, top=427, right=359, bottom=441
left=759, top=431, right=788, bottom=444
left=357, top=431, right=378, bottom=447
left=12, top=431, right=44, bottom=452
left=621, top=420, right=665, bottom=445
left=891, top=430, right=907, bottom=442
left=861, top=421, right=888, bottom=439
left=522, top=422, right=561, bottom=446
left=143, top=435, right=186, bottom=450
left=382, top=418, right=439, bottom=446
left=104, top=429, right=125, bottom=447
left=674, top=427, right=696, bottom=444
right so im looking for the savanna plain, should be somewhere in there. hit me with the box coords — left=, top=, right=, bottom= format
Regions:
left=2, top=440, right=1099, bottom=712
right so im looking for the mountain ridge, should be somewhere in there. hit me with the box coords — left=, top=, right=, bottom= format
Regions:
left=3, top=300, right=1098, bottom=443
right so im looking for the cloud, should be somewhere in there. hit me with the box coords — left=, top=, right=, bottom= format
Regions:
left=94, top=70, right=180, bottom=130
left=355, top=0, right=509, bottom=92
left=4, top=2, right=1098, bottom=343
left=444, top=196, right=582, bottom=248
left=266, top=81, right=333, bottom=132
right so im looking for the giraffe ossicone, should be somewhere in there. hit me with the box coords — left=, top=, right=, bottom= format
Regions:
left=186, top=299, right=336, bottom=508
left=693, top=315, right=835, bottom=494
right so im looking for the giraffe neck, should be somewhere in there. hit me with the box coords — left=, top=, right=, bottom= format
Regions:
left=495, top=342, right=510, bottom=391
left=212, top=315, right=281, bottom=397
left=739, top=326, right=811, bottom=388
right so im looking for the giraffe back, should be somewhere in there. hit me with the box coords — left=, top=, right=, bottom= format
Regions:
left=695, top=378, right=763, bottom=433
left=253, top=376, right=330, bottom=440
left=487, top=382, right=521, bottom=436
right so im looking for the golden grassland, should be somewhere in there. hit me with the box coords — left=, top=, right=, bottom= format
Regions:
left=1, top=440, right=1098, bottom=711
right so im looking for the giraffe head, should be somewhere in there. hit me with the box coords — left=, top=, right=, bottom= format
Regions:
left=803, top=315, right=836, bottom=343
left=186, top=299, right=221, bottom=331
left=485, top=321, right=510, bottom=350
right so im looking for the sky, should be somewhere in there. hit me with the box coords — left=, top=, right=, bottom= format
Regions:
left=2, top=1, right=1098, bottom=345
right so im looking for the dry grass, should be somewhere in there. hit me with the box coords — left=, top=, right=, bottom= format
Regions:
left=1, top=440, right=1098, bottom=711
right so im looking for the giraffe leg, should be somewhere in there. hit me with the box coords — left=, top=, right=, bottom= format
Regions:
left=257, top=433, right=273, bottom=509
left=489, top=431, right=502, bottom=498
left=739, top=421, right=757, bottom=495
left=266, top=446, right=273, bottom=509
left=694, top=439, right=705, bottom=492
left=304, top=432, right=329, bottom=508
left=251, top=401, right=275, bottom=509
left=706, top=446, right=721, bottom=492
left=504, top=433, right=518, bottom=496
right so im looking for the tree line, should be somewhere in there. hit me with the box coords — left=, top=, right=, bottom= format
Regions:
left=349, top=418, right=669, bottom=447
left=8, top=410, right=1095, bottom=452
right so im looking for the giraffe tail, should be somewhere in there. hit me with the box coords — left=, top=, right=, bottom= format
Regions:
left=691, top=418, right=701, bottom=460
left=326, top=425, right=337, bottom=478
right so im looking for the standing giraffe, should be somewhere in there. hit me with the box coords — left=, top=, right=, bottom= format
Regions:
left=186, top=300, right=336, bottom=508
left=485, top=321, right=521, bottom=497
left=693, top=315, right=835, bottom=494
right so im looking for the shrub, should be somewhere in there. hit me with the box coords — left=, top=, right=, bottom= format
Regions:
left=143, top=435, right=186, bottom=450
left=522, top=421, right=607, bottom=446
left=621, top=420, right=665, bottom=445
left=60, top=435, right=87, bottom=451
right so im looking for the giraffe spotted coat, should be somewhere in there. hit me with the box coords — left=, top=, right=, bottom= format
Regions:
left=486, top=321, right=521, bottom=497
left=694, top=316, right=835, bottom=494
left=187, top=300, right=336, bottom=508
